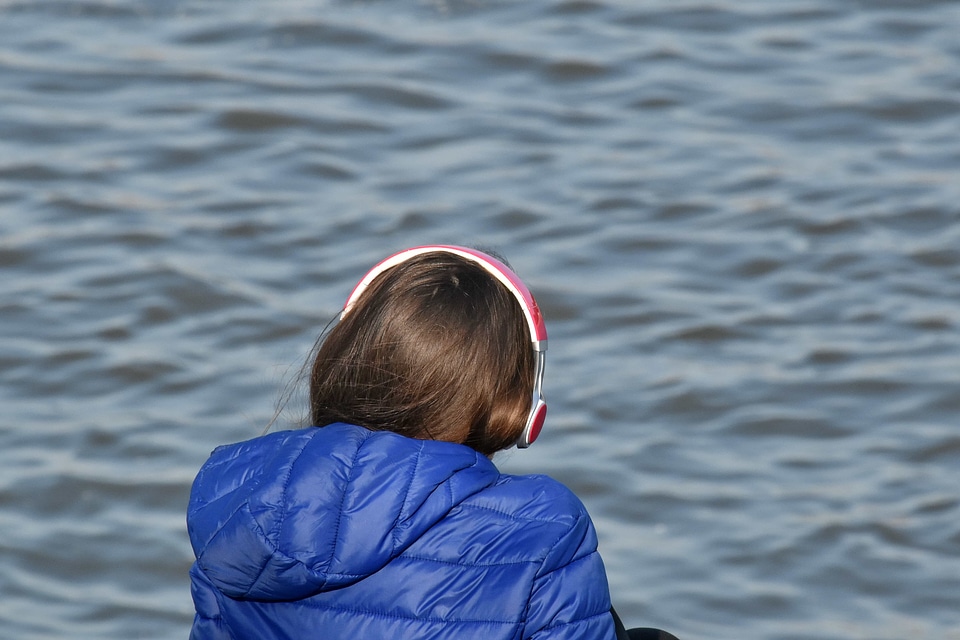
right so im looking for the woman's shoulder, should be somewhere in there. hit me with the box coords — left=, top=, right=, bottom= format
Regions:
left=463, top=471, right=591, bottom=526
left=442, top=471, right=600, bottom=571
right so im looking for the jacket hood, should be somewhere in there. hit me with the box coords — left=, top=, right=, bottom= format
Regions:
left=187, top=423, right=500, bottom=602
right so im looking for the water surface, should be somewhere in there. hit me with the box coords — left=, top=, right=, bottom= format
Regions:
left=2, top=1, right=959, bottom=638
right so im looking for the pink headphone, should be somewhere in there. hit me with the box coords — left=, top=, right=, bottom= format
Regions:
left=341, top=245, right=548, bottom=448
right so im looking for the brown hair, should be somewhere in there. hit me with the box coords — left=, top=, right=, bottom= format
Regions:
left=308, top=251, right=535, bottom=456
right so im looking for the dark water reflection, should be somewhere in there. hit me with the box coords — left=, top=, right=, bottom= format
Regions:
left=2, top=1, right=959, bottom=638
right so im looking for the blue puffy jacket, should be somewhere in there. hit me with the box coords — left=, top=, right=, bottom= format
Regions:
left=187, top=423, right=616, bottom=640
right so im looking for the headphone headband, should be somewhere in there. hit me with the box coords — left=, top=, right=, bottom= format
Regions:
left=342, top=245, right=548, bottom=448
left=342, top=245, right=547, bottom=350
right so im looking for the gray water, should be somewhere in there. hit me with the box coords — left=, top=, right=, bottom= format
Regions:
left=2, top=1, right=959, bottom=638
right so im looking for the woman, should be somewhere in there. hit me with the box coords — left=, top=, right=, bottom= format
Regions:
left=187, top=245, right=618, bottom=639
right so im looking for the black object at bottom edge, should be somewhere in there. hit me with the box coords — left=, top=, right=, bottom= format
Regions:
left=611, top=607, right=680, bottom=640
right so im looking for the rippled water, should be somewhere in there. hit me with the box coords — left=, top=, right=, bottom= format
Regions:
left=2, top=1, right=959, bottom=638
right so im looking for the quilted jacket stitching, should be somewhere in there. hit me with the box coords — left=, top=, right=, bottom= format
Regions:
left=326, top=432, right=369, bottom=577
left=391, top=440, right=423, bottom=551
left=272, top=431, right=318, bottom=542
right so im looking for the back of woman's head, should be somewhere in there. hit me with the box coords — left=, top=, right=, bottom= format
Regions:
left=309, top=251, right=534, bottom=456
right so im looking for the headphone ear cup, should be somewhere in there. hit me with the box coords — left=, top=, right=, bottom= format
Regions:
left=518, top=400, right=547, bottom=448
